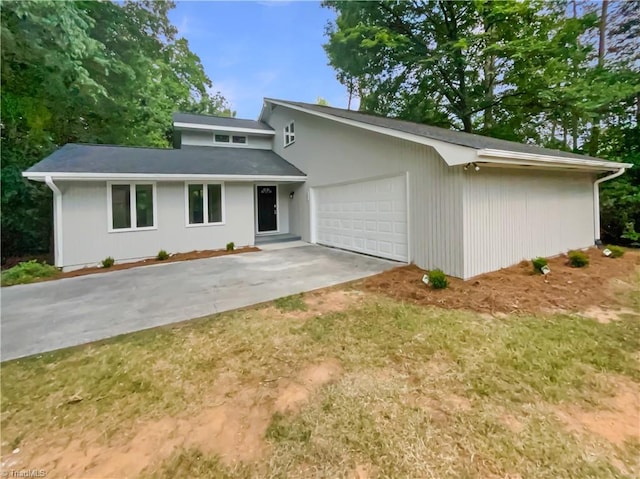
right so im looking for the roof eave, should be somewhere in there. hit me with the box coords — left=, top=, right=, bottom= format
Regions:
left=476, top=149, right=632, bottom=172
left=22, top=172, right=307, bottom=182
left=173, top=122, right=274, bottom=135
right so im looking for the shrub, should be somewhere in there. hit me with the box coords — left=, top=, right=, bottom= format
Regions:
left=531, top=257, right=548, bottom=274
left=1, top=260, right=60, bottom=286
left=567, top=250, right=589, bottom=268
left=608, top=245, right=625, bottom=258
left=102, top=256, right=115, bottom=268
left=226, top=242, right=235, bottom=251
left=428, top=269, right=448, bottom=289
left=156, top=250, right=170, bottom=261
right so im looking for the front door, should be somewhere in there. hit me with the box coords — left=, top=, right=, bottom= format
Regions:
left=257, top=185, right=277, bottom=232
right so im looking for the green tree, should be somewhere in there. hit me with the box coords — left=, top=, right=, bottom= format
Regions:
left=1, top=0, right=230, bottom=260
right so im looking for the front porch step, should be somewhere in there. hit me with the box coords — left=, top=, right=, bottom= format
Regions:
left=255, top=233, right=302, bottom=245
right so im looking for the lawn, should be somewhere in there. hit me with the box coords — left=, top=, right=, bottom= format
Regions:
left=1, top=267, right=639, bottom=478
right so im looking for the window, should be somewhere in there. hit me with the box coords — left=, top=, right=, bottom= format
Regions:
left=108, top=183, right=156, bottom=231
left=186, top=183, right=224, bottom=226
left=214, top=133, right=247, bottom=145
left=284, top=121, right=295, bottom=147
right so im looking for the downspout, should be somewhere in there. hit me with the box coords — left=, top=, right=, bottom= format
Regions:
left=593, top=168, right=626, bottom=242
left=45, top=176, right=63, bottom=268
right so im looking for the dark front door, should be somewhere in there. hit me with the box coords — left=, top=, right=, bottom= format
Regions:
left=257, top=185, right=277, bottom=232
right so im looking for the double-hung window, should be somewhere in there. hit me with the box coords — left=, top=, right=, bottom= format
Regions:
left=108, top=183, right=156, bottom=231
left=284, top=121, right=295, bottom=147
left=186, top=183, right=225, bottom=226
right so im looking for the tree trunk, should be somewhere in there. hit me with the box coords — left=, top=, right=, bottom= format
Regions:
left=572, top=111, right=578, bottom=151
left=598, top=1, right=608, bottom=63
left=483, top=55, right=495, bottom=130
left=589, top=0, right=608, bottom=156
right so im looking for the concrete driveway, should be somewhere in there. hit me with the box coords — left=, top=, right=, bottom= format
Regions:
left=1, top=245, right=396, bottom=361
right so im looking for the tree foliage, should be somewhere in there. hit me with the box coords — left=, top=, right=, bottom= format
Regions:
left=324, top=0, right=639, bottom=243
left=1, top=0, right=231, bottom=259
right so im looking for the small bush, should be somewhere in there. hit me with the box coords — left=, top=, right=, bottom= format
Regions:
left=156, top=250, right=170, bottom=261
left=102, top=256, right=115, bottom=268
left=608, top=245, right=625, bottom=258
left=226, top=242, right=235, bottom=251
left=531, top=257, right=548, bottom=274
left=428, top=269, right=448, bottom=289
left=1, top=260, right=60, bottom=286
left=567, top=250, right=589, bottom=268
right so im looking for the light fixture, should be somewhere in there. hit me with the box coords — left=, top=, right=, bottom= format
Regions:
left=474, top=163, right=480, bottom=171
left=464, top=163, right=470, bottom=171
left=464, top=162, right=480, bottom=172
left=289, top=191, right=295, bottom=199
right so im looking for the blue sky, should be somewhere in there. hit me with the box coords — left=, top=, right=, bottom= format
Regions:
left=169, top=1, right=349, bottom=119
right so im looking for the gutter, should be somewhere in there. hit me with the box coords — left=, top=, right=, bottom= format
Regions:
left=593, top=168, right=627, bottom=242
left=45, top=176, right=63, bottom=268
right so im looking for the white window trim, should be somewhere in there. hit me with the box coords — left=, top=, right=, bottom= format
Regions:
left=283, top=121, right=295, bottom=147
left=106, top=181, right=158, bottom=233
left=184, top=181, right=226, bottom=228
left=213, top=133, right=249, bottom=145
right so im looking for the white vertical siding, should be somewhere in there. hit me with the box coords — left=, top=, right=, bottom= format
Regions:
left=266, top=106, right=466, bottom=277
left=60, top=181, right=255, bottom=270
left=462, top=168, right=595, bottom=278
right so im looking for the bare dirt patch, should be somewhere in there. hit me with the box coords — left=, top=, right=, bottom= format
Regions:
left=266, top=289, right=366, bottom=320
left=18, top=360, right=343, bottom=478
left=362, top=248, right=640, bottom=315
left=580, top=306, right=640, bottom=323
left=555, top=376, right=640, bottom=446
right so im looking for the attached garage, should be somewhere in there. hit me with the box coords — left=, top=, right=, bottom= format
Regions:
left=262, top=99, right=632, bottom=279
left=311, top=174, right=409, bottom=262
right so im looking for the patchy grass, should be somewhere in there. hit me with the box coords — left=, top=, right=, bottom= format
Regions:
left=1, top=270, right=639, bottom=478
left=274, top=293, right=307, bottom=312
left=0, top=260, right=60, bottom=286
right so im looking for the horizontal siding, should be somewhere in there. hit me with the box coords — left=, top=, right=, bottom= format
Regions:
left=266, top=106, right=465, bottom=277
left=463, top=168, right=595, bottom=278
left=60, top=181, right=255, bottom=270
left=181, top=130, right=272, bottom=149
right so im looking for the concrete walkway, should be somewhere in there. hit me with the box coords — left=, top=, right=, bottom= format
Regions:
left=1, top=245, right=396, bottom=361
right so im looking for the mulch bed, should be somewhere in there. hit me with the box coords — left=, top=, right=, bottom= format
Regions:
left=5, top=247, right=260, bottom=285
left=362, top=248, right=640, bottom=315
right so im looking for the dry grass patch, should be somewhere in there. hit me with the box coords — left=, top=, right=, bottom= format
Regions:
left=1, top=275, right=639, bottom=478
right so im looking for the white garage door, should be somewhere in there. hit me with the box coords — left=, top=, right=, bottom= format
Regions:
left=313, top=175, right=408, bottom=262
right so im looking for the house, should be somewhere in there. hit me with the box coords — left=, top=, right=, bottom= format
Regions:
left=23, top=99, right=631, bottom=279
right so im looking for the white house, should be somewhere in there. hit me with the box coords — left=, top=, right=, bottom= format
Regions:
left=23, top=99, right=631, bottom=278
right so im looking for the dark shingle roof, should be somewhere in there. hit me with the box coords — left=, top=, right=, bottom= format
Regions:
left=173, top=112, right=273, bottom=132
left=267, top=99, right=607, bottom=162
left=26, top=144, right=305, bottom=177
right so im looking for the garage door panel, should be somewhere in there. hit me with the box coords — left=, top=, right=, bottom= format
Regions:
left=314, top=175, right=408, bottom=262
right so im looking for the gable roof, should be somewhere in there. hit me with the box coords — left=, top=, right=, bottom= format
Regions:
left=23, top=144, right=306, bottom=181
left=173, top=112, right=273, bottom=133
left=263, top=99, right=631, bottom=172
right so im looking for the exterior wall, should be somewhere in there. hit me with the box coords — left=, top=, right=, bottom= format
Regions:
left=180, top=130, right=272, bottom=149
left=265, top=105, right=466, bottom=277
left=462, top=168, right=596, bottom=279
left=59, top=181, right=255, bottom=270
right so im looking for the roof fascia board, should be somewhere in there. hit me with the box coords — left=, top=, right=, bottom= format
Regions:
left=173, top=122, right=274, bottom=135
left=23, top=172, right=306, bottom=182
left=263, top=99, right=476, bottom=166
left=477, top=148, right=632, bottom=171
